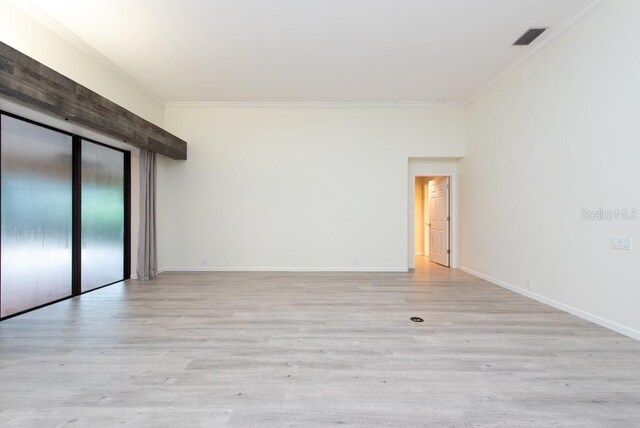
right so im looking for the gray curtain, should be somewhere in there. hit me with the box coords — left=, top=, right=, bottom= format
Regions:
left=137, top=149, right=158, bottom=281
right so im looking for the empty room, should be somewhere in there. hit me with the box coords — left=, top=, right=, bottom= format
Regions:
left=1, top=0, right=639, bottom=426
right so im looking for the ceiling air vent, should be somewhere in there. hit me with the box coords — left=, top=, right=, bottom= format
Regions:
left=513, top=28, right=547, bottom=46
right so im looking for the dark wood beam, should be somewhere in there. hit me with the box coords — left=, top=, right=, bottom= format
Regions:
left=0, top=42, right=187, bottom=160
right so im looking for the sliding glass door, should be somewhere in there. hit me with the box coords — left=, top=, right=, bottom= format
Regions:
left=0, top=113, right=130, bottom=319
left=0, top=115, right=73, bottom=317
left=81, top=140, right=125, bottom=292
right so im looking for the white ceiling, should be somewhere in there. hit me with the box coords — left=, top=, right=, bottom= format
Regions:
left=26, top=0, right=593, bottom=103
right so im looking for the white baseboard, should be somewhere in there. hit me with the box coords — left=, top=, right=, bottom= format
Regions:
left=160, top=266, right=409, bottom=273
left=458, top=266, right=640, bottom=341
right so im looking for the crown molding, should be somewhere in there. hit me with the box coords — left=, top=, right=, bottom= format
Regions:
left=464, top=0, right=604, bottom=105
left=165, top=101, right=466, bottom=109
left=14, top=0, right=166, bottom=107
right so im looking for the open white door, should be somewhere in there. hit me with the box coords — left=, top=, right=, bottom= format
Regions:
left=428, top=177, right=450, bottom=267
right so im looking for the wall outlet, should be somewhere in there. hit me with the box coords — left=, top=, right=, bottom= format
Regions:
left=611, top=237, right=632, bottom=250
left=202, top=258, right=208, bottom=266
left=525, top=279, right=532, bottom=290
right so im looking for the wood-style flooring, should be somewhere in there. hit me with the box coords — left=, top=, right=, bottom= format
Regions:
left=1, top=257, right=639, bottom=427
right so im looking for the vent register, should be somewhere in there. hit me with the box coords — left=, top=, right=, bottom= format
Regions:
left=513, top=28, right=547, bottom=46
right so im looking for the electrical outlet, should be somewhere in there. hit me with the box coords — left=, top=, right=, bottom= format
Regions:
left=611, top=237, right=632, bottom=250
left=525, top=279, right=532, bottom=290
left=202, top=258, right=208, bottom=266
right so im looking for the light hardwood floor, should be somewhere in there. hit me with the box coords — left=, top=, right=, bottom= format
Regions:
left=1, top=258, right=639, bottom=427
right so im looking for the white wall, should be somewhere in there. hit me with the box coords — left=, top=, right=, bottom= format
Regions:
left=459, top=0, right=640, bottom=337
left=160, top=105, right=465, bottom=271
left=0, top=0, right=164, bottom=126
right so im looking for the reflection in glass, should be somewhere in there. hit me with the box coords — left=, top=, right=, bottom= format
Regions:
left=1, top=115, right=73, bottom=317
left=81, top=140, right=124, bottom=291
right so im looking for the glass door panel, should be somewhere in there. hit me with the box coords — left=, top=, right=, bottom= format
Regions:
left=1, top=115, right=73, bottom=317
left=81, top=140, right=125, bottom=292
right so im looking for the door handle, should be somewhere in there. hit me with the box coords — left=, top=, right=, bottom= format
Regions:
left=426, top=223, right=431, bottom=227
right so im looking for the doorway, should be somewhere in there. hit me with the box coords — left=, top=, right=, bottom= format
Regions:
left=414, top=176, right=450, bottom=268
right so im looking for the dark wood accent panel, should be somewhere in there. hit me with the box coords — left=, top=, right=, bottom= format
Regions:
left=0, top=42, right=187, bottom=160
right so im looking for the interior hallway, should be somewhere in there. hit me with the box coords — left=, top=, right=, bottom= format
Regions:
left=1, top=264, right=639, bottom=426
